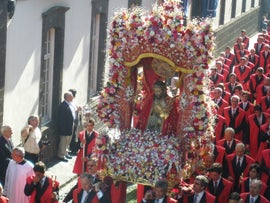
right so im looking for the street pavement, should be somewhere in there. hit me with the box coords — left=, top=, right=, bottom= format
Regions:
left=46, top=155, right=77, bottom=202
left=45, top=32, right=261, bottom=202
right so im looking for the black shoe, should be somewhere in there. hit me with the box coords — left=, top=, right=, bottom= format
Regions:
left=65, top=155, right=72, bottom=159
left=58, top=157, right=68, bottom=162
left=69, top=151, right=77, bottom=156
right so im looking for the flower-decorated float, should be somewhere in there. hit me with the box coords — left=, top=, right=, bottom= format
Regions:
left=96, top=0, right=216, bottom=189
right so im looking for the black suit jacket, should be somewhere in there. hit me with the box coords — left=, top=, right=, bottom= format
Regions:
left=232, top=156, right=248, bottom=178
left=76, top=189, right=110, bottom=203
left=186, top=192, right=207, bottom=203
left=140, top=195, right=171, bottom=203
left=244, top=194, right=262, bottom=203
left=0, top=135, right=13, bottom=185
left=57, top=101, right=74, bottom=135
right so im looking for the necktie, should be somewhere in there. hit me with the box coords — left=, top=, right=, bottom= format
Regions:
left=227, top=141, right=231, bottom=148
left=250, top=197, right=254, bottom=203
left=194, top=194, right=198, bottom=203
left=237, top=157, right=241, bottom=168
left=232, top=109, right=236, bottom=116
left=214, top=181, right=218, bottom=193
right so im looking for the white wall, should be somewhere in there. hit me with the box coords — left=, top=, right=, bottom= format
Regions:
left=4, top=0, right=91, bottom=144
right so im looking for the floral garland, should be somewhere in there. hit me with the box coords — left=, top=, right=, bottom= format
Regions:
left=105, top=129, right=181, bottom=186
left=97, top=0, right=215, bottom=128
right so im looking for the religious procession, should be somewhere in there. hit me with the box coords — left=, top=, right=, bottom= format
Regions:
left=1, top=0, right=270, bottom=203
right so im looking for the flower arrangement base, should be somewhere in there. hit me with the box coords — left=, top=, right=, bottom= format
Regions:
left=104, top=128, right=182, bottom=187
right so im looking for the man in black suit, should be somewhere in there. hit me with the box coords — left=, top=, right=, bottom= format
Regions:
left=57, top=91, right=75, bottom=162
left=72, top=173, right=110, bottom=203
left=178, top=175, right=216, bottom=203
left=0, top=125, right=13, bottom=185
left=141, top=180, right=177, bottom=203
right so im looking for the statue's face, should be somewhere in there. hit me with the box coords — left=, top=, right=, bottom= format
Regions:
left=153, top=86, right=164, bottom=99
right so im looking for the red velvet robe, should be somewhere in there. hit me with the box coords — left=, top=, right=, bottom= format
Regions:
left=73, top=188, right=100, bottom=203
left=26, top=176, right=59, bottom=203
left=0, top=196, right=8, bottom=203
left=254, top=42, right=266, bottom=55
left=182, top=191, right=216, bottom=203
left=261, top=149, right=270, bottom=183
left=239, top=101, right=254, bottom=123
left=234, top=65, right=251, bottom=90
left=214, top=115, right=226, bottom=141
left=235, top=50, right=250, bottom=64
left=216, top=138, right=241, bottom=155
left=223, top=107, right=247, bottom=141
left=240, top=193, right=269, bottom=203
left=260, top=96, right=270, bottom=112
left=226, top=153, right=255, bottom=180
left=73, top=130, right=98, bottom=174
left=240, top=177, right=268, bottom=195
left=249, top=73, right=267, bottom=98
left=206, top=178, right=233, bottom=203
left=259, top=50, right=270, bottom=72
left=110, top=182, right=127, bottom=203
left=248, top=113, right=269, bottom=158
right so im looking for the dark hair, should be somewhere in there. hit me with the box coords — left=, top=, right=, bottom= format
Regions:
left=33, top=161, right=46, bottom=173
left=155, top=180, right=168, bottom=192
left=195, top=175, right=208, bottom=189
left=88, top=118, right=95, bottom=126
left=229, top=192, right=241, bottom=201
left=68, top=89, right=77, bottom=97
left=208, top=162, right=223, bottom=174
left=254, top=105, right=262, bottom=112
left=249, top=163, right=261, bottom=175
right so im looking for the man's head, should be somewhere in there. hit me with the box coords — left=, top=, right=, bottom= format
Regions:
left=33, top=161, right=46, bottom=180
left=1, top=125, right=13, bottom=139
left=248, top=163, right=261, bottom=180
left=12, top=147, right=25, bottom=163
left=154, top=180, right=168, bottom=199
left=28, top=115, right=39, bottom=128
left=85, top=118, right=95, bottom=132
left=254, top=105, right=263, bottom=117
left=224, top=127, right=235, bottom=141
left=193, top=175, right=208, bottom=193
left=228, top=192, right=242, bottom=203
left=249, top=179, right=262, bottom=197
left=231, top=95, right=240, bottom=108
left=235, top=143, right=245, bottom=158
left=208, top=163, right=223, bottom=181
left=241, top=90, right=250, bottom=102
left=86, top=157, right=98, bottom=175
left=80, top=173, right=94, bottom=192
left=68, top=89, right=77, bottom=98
left=213, top=87, right=222, bottom=99
left=256, top=67, right=264, bottom=76
left=229, top=73, right=237, bottom=83
left=64, top=91, right=74, bottom=102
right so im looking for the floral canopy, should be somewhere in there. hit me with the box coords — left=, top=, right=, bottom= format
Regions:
left=97, top=0, right=216, bottom=186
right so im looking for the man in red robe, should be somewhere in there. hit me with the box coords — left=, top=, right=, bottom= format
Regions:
left=24, top=161, right=59, bottom=203
left=72, top=173, right=110, bottom=203
left=240, top=180, right=269, bottom=203
left=247, top=105, right=269, bottom=158
left=73, top=119, right=98, bottom=174
left=141, top=180, right=177, bottom=203
left=259, top=44, right=270, bottom=73
left=177, top=175, right=216, bottom=203
left=226, top=143, right=255, bottom=191
left=223, top=95, right=248, bottom=142
left=207, top=163, right=233, bottom=203
left=249, top=67, right=267, bottom=102
left=234, top=57, right=251, bottom=91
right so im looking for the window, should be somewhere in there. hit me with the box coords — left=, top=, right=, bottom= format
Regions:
left=89, top=14, right=100, bottom=96
left=40, top=28, right=55, bottom=124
